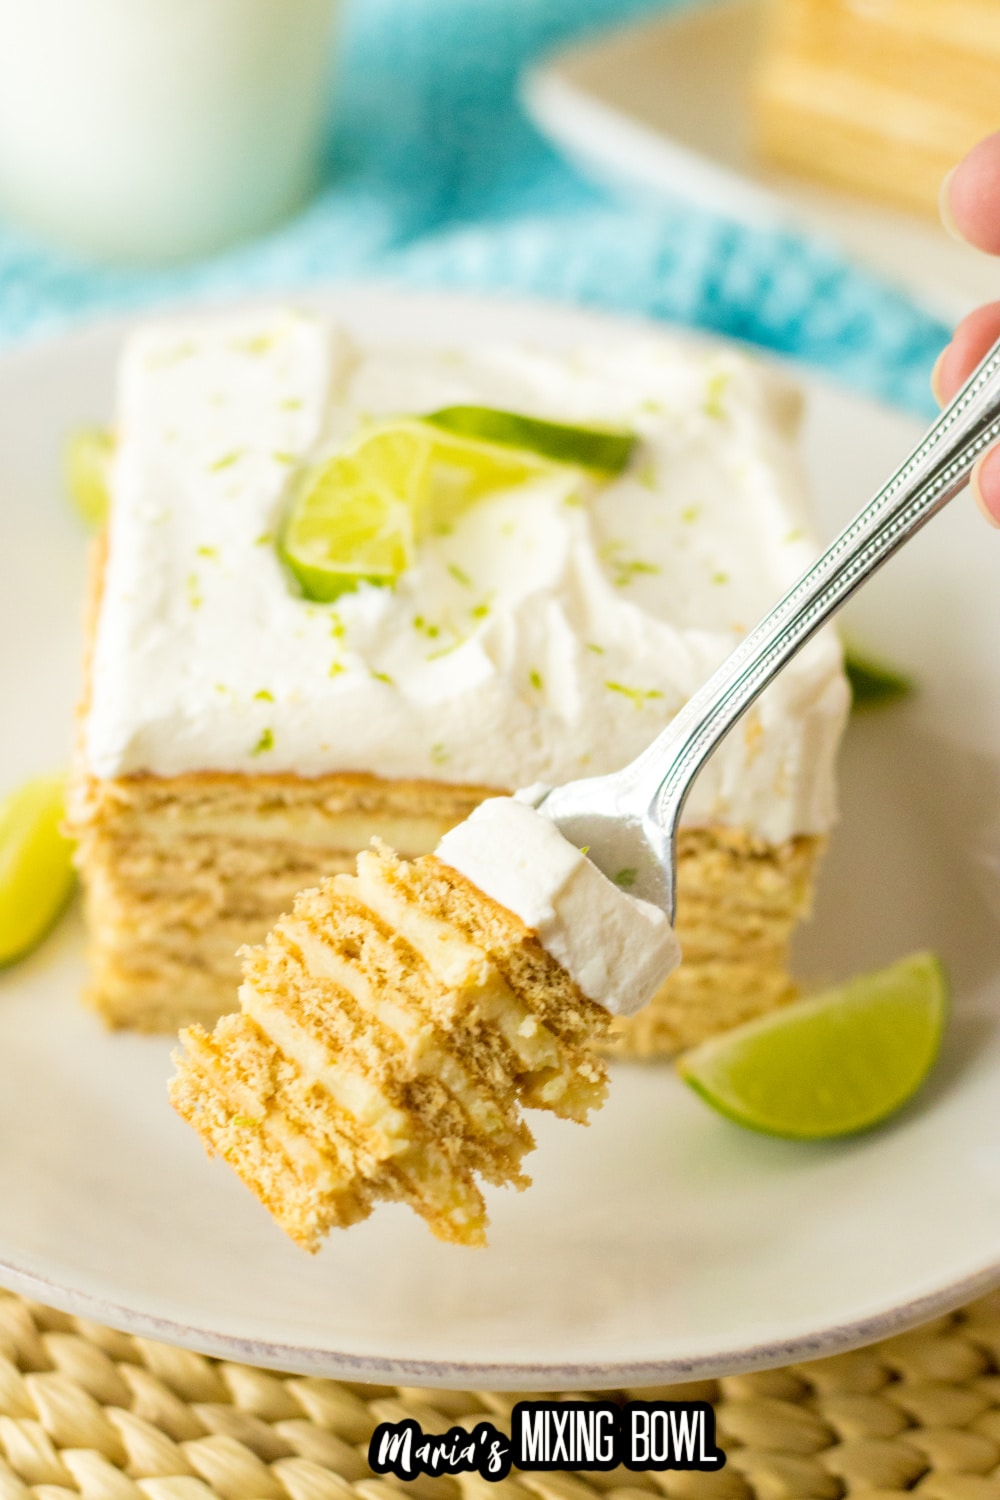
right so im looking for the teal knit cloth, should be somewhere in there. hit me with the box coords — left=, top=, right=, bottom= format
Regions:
left=0, top=0, right=950, bottom=415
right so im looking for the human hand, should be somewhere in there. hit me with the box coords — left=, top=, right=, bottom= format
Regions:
left=935, top=132, right=1000, bottom=527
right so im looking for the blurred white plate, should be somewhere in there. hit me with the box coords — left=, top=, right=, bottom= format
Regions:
left=523, top=0, right=995, bottom=320
left=1, top=287, right=999, bottom=1388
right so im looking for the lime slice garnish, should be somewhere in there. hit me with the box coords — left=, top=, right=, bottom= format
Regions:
left=65, top=428, right=114, bottom=529
left=844, top=647, right=915, bottom=709
left=0, top=775, right=76, bottom=967
left=677, top=953, right=948, bottom=1139
left=282, top=427, right=421, bottom=602
left=425, top=406, right=636, bottom=474
left=282, top=421, right=552, bottom=602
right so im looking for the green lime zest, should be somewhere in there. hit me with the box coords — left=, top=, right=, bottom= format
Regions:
left=0, top=776, right=76, bottom=968
left=844, top=648, right=914, bottom=709
left=424, top=406, right=637, bottom=474
left=677, top=952, right=947, bottom=1140
left=65, top=428, right=114, bottom=529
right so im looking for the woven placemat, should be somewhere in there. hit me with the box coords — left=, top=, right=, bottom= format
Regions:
left=0, top=1291, right=998, bottom=1500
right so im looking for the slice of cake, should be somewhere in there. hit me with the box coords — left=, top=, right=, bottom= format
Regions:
left=170, top=797, right=679, bottom=1249
left=69, top=305, right=849, bottom=1056
left=753, top=0, right=1000, bottom=217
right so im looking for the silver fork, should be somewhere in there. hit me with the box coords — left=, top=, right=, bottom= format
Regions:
left=538, top=338, right=1000, bottom=921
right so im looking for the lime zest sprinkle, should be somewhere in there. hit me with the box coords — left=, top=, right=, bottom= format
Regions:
left=681, top=505, right=700, bottom=524
left=329, top=659, right=346, bottom=677
left=233, top=333, right=279, bottom=355
left=470, top=602, right=491, bottom=621
left=586, top=642, right=605, bottom=655
left=255, top=531, right=273, bottom=546
left=371, top=669, right=394, bottom=686
left=232, top=1115, right=262, bottom=1128
left=210, top=451, right=243, bottom=472
left=605, top=680, right=665, bottom=708
left=426, top=639, right=465, bottom=661
left=447, top=561, right=473, bottom=588
left=329, top=614, right=346, bottom=641
left=704, top=371, right=730, bottom=420
left=601, top=540, right=661, bottom=588
left=253, top=690, right=274, bottom=703
left=636, top=461, right=658, bottom=490
left=185, top=573, right=203, bottom=610
left=431, top=742, right=449, bottom=765
left=196, top=545, right=218, bottom=560
left=251, top=729, right=274, bottom=755
left=273, top=451, right=296, bottom=466
left=529, top=669, right=544, bottom=691
left=579, top=845, right=590, bottom=855
left=413, top=615, right=441, bottom=639
left=281, top=398, right=304, bottom=411
left=785, top=528, right=805, bottom=544
left=712, top=571, right=729, bottom=586
left=614, top=868, right=638, bottom=889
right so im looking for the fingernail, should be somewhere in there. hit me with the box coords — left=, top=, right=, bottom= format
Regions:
left=931, top=347, right=949, bottom=405
left=971, top=448, right=1000, bottom=527
left=939, top=166, right=965, bottom=242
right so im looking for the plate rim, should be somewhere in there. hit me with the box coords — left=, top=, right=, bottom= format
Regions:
left=2, top=1247, right=999, bottom=1388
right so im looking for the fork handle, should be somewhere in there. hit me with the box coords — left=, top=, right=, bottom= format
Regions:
left=618, top=336, right=1000, bottom=838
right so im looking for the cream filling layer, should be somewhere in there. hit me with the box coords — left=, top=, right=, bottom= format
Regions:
left=436, top=797, right=681, bottom=1017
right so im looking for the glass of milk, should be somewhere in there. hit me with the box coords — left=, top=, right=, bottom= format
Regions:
left=0, top=0, right=340, bottom=262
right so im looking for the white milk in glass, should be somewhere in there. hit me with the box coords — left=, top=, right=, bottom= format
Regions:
left=0, top=0, right=339, bottom=262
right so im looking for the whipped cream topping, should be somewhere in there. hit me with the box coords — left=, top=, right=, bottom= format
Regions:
left=84, top=307, right=849, bottom=842
left=436, top=796, right=680, bottom=1016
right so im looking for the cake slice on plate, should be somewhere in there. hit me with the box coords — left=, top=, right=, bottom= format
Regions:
left=170, top=797, right=679, bottom=1249
left=68, top=304, right=848, bottom=1057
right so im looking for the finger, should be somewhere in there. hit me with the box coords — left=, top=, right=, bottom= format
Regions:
left=971, top=446, right=1000, bottom=527
left=941, top=132, right=1000, bottom=253
left=931, top=301, right=1000, bottom=404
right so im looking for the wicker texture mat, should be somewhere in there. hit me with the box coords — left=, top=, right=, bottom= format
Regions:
left=0, top=1292, right=998, bottom=1500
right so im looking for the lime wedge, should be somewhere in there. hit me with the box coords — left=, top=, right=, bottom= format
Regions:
left=425, top=406, right=636, bottom=474
left=0, top=776, right=76, bottom=967
left=844, top=647, right=914, bottom=709
left=282, top=421, right=551, bottom=602
left=65, top=427, right=114, bottom=529
left=677, top=953, right=948, bottom=1139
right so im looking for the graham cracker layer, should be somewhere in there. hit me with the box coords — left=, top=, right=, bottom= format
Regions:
left=170, top=844, right=609, bottom=1250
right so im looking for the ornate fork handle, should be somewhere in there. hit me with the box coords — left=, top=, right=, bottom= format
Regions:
left=620, top=337, right=1000, bottom=853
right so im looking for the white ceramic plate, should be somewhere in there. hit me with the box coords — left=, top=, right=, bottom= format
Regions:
left=1, top=287, right=999, bottom=1389
left=523, top=0, right=995, bottom=320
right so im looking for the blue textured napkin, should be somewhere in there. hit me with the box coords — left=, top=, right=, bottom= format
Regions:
left=0, top=0, right=949, bottom=415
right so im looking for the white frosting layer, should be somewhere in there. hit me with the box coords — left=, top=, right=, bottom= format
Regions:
left=85, top=307, right=849, bottom=842
left=436, top=797, right=680, bottom=1016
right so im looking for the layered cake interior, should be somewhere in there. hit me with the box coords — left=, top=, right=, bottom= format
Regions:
left=171, top=798, right=678, bottom=1249
left=70, top=305, right=849, bottom=1056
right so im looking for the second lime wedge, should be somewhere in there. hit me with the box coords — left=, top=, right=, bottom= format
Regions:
left=0, top=775, right=76, bottom=967
left=677, top=952, right=948, bottom=1139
